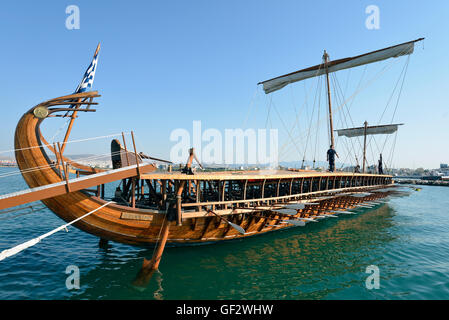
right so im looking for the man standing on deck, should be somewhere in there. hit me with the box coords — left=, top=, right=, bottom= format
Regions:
left=327, top=145, right=339, bottom=172
left=378, top=154, right=384, bottom=175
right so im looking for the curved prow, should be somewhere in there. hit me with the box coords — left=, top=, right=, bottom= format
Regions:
left=15, top=91, right=101, bottom=188
left=8, top=91, right=163, bottom=246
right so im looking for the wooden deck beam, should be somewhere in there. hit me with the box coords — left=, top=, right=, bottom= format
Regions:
left=0, top=163, right=155, bottom=210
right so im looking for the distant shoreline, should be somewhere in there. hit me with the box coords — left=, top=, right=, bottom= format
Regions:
left=396, top=179, right=449, bottom=187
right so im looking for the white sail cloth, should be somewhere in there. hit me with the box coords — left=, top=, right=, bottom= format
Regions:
left=259, top=39, right=422, bottom=94
left=336, top=124, right=403, bottom=138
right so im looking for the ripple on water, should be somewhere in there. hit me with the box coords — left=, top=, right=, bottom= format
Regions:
left=1, top=180, right=449, bottom=299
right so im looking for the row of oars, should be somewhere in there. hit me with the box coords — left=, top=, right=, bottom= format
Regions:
left=218, top=193, right=399, bottom=233
left=209, top=186, right=410, bottom=234
left=258, top=193, right=396, bottom=227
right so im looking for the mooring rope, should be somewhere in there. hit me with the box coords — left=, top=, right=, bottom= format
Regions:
left=0, top=201, right=114, bottom=261
left=0, top=132, right=130, bottom=155
left=0, top=150, right=124, bottom=180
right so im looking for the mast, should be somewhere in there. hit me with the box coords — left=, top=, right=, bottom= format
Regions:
left=335, top=122, right=403, bottom=173
left=362, top=121, right=368, bottom=173
left=323, top=50, right=335, bottom=148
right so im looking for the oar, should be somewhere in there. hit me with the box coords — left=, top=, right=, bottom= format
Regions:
left=281, top=203, right=306, bottom=210
left=281, top=215, right=318, bottom=223
left=207, top=210, right=245, bottom=235
left=299, top=217, right=318, bottom=222
left=330, top=210, right=356, bottom=214
left=370, top=200, right=387, bottom=204
left=248, top=212, right=315, bottom=225
left=351, top=193, right=372, bottom=198
left=272, top=208, right=298, bottom=215
left=317, top=214, right=338, bottom=218
left=281, top=219, right=306, bottom=227
left=279, top=216, right=318, bottom=224
left=357, top=204, right=375, bottom=208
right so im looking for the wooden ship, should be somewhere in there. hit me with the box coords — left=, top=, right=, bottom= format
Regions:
left=0, top=39, right=423, bottom=283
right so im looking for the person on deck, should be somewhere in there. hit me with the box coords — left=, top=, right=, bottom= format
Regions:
left=327, top=145, right=339, bottom=172
left=354, top=164, right=360, bottom=173
left=378, top=154, right=384, bottom=175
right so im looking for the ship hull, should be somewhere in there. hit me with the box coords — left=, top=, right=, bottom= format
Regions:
left=14, top=92, right=394, bottom=246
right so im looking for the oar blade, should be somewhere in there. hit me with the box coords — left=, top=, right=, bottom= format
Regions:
left=273, top=209, right=297, bottom=215
left=285, top=219, right=306, bottom=227
left=351, top=193, right=372, bottom=198
left=229, top=222, right=246, bottom=235
left=283, top=203, right=306, bottom=210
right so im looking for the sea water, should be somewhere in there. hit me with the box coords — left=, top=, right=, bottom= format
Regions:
left=0, top=167, right=449, bottom=300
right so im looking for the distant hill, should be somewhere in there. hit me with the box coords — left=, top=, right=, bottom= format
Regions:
left=1, top=154, right=96, bottom=160
left=47, top=154, right=96, bottom=160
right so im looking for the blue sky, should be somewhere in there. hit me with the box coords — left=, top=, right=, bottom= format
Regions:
left=0, top=1, right=448, bottom=169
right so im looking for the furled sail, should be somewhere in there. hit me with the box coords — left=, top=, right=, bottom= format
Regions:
left=336, top=124, right=403, bottom=138
left=259, top=38, right=424, bottom=94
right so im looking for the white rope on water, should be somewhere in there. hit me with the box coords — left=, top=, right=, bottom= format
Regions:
left=0, top=201, right=114, bottom=261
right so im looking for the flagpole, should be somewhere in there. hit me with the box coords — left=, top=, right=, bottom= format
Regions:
left=60, top=43, right=100, bottom=155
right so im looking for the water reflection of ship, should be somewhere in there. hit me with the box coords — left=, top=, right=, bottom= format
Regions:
left=74, top=204, right=396, bottom=299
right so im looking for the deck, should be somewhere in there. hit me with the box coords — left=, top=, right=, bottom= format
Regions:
left=140, top=169, right=390, bottom=181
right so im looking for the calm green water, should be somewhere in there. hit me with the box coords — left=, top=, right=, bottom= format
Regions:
left=1, top=167, right=449, bottom=300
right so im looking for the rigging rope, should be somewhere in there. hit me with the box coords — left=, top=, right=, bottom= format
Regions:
left=300, top=78, right=320, bottom=167
left=390, top=56, right=410, bottom=123
left=331, top=73, right=357, bottom=167
left=364, top=55, right=410, bottom=167
left=271, top=101, right=303, bottom=161
left=0, top=150, right=124, bottom=180
left=282, top=59, right=394, bottom=166
left=277, top=84, right=307, bottom=158
left=330, top=53, right=410, bottom=171
left=242, top=87, right=260, bottom=129
left=332, top=72, right=364, bottom=156
left=0, top=132, right=130, bottom=155
left=385, top=131, right=398, bottom=172
left=328, top=73, right=355, bottom=169
left=259, top=44, right=411, bottom=168
left=279, top=66, right=322, bottom=159
left=264, top=95, right=273, bottom=129
left=369, top=56, right=410, bottom=157
left=49, top=118, right=71, bottom=143
left=281, top=75, right=322, bottom=166
left=276, top=63, right=324, bottom=165
left=313, top=77, right=322, bottom=168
